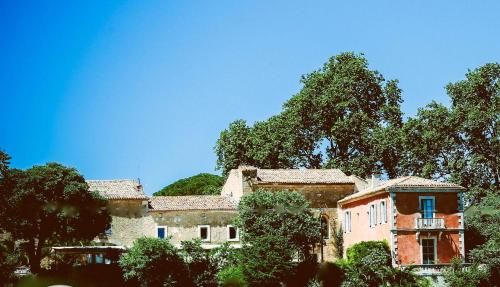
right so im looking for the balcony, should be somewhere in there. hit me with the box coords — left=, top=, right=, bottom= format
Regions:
left=415, top=218, right=445, bottom=229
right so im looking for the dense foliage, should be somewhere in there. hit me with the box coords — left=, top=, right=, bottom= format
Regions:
left=236, top=190, right=321, bottom=258
left=0, top=156, right=111, bottom=273
left=443, top=257, right=490, bottom=287
left=215, top=55, right=500, bottom=283
left=215, top=54, right=499, bottom=201
left=235, top=190, right=321, bottom=286
left=119, top=237, right=188, bottom=287
left=215, top=52, right=403, bottom=178
left=337, top=241, right=429, bottom=287
left=154, top=173, right=224, bottom=196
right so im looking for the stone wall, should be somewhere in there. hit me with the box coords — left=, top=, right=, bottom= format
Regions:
left=149, top=210, right=239, bottom=245
left=96, top=199, right=151, bottom=247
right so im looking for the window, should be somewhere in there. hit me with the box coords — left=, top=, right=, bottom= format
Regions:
left=421, top=238, right=437, bottom=264
left=344, top=211, right=351, bottom=233
left=320, top=216, right=329, bottom=239
left=157, top=226, right=167, bottom=239
left=369, top=204, right=377, bottom=227
left=105, top=227, right=112, bottom=236
left=419, top=196, right=435, bottom=219
left=227, top=225, right=239, bottom=241
left=198, top=225, right=211, bottom=242
left=380, top=201, right=387, bottom=224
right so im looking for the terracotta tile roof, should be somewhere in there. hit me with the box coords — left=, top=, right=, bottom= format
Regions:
left=150, top=195, right=237, bottom=211
left=87, top=179, right=148, bottom=200
left=338, top=176, right=464, bottom=203
left=254, top=169, right=353, bottom=184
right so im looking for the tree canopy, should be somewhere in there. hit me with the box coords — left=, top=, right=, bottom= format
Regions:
left=154, top=173, right=224, bottom=196
left=215, top=52, right=403, bottom=178
left=235, top=190, right=320, bottom=286
left=214, top=53, right=499, bottom=199
left=0, top=159, right=111, bottom=273
left=119, top=237, right=188, bottom=287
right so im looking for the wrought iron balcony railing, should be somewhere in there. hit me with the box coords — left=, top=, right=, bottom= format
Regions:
left=415, top=218, right=445, bottom=229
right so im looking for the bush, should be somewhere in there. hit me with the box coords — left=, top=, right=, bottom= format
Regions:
left=217, top=266, right=247, bottom=287
left=340, top=241, right=428, bottom=287
left=119, top=237, right=188, bottom=287
left=316, top=261, right=344, bottom=287
left=443, top=257, right=490, bottom=287
left=346, top=240, right=391, bottom=267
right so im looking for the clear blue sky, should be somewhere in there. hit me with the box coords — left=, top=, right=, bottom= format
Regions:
left=1, top=1, right=499, bottom=195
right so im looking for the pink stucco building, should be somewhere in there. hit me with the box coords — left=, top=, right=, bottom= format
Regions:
left=338, top=176, right=465, bottom=267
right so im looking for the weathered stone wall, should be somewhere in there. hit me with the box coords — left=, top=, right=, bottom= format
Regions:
left=149, top=210, right=239, bottom=245
left=96, top=199, right=151, bottom=247
left=221, top=169, right=243, bottom=199
left=254, top=183, right=355, bottom=208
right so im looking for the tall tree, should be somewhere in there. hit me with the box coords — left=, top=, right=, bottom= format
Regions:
left=154, top=173, right=224, bottom=196
left=284, top=52, right=403, bottom=177
left=215, top=52, right=403, bottom=177
left=215, top=119, right=254, bottom=175
left=236, top=190, right=320, bottom=259
left=446, top=63, right=500, bottom=202
left=400, top=101, right=461, bottom=180
left=0, top=163, right=111, bottom=273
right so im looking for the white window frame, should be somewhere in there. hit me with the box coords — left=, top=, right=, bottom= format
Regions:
left=419, top=196, right=436, bottom=218
left=380, top=200, right=387, bottom=224
left=346, top=211, right=351, bottom=233
left=157, top=226, right=168, bottom=239
left=420, top=236, right=437, bottom=265
left=227, top=225, right=239, bottom=242
left=369, top=204, right=377, bottom=227
left=198, top=225, right=211, bottom=242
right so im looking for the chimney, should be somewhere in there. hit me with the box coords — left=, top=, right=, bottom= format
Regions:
left=239, top=166, right=257, bottom=179
left=370, top=174, right=381, bottom=188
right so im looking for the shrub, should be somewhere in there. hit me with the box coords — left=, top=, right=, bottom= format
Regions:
left=217, top=266, right=248, bottom=287
left=316, top=261, right=345, bottom=287
left=346, top=240, right=391, bottom=267
left=119, top=237, right=188, bottom=287
left=443, top=257, right=490, bottom=287
left=340, top=241, right=428, bottom=287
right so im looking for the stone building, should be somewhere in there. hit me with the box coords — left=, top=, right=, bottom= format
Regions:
left=83, top=166, right=466, bottom=268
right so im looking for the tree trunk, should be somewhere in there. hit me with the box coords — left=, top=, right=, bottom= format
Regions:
left=27, top=238, right=43, bottom=273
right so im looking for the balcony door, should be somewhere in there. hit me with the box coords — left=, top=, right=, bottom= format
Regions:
left=419, top=196, right=435, bottom=219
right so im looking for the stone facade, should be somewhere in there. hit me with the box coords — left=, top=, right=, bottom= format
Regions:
left=89, top=170, right=466, bottom=267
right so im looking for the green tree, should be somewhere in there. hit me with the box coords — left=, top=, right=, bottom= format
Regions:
left=443, top=257, right=489, bottom=287
left=235, top=190, right=320, bottom=286
left=240, top=235, right=295, bottom=287
left=464, top=192, right=500, bottom=283
left=215, top=120, right=254, bottom=176
left=446, top=63, right=500, bottom=202
left=236, top=190, right=320, bottom=258
left=340, top=241, right=428, bottom=287
left=400, top=101, right=461, bottom=180
left=181, top=239, right=217, bottom=287
left=0, top=162, right=111, bottom=273
left=154, top=173, right=224, bottom=196
left=119, top=237, right=188, bottom=287
left=215, top=52, right=404, bottom=177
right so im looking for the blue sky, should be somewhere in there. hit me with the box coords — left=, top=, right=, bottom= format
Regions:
left=1, top=1, right=499, bottom=195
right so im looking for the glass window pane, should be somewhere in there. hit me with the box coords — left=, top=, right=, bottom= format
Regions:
left=200, top=227, right=208, bottom=239
left=157, top=227, right=165, bottom=239
left=229, top=227, right=237, bottom=239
